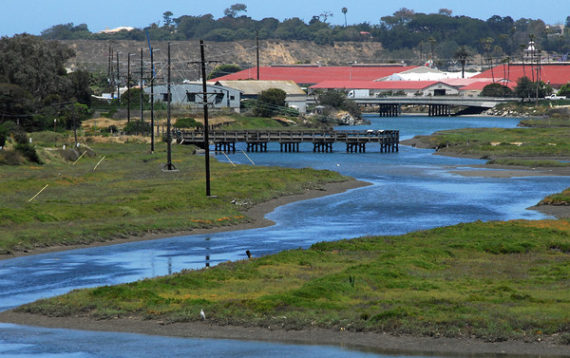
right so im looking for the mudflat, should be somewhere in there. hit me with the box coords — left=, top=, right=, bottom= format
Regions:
left=1, top=311, right=568, bottom=357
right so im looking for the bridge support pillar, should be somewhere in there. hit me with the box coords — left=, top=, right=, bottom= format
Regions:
left=214, top=142, right=236, bottom=153
left=379, top=104, right=400, bottom=117
left=313, top=142, right=333, bottom=153
left=429, top=104, right=451, bottom=117
left=246, top=142, right=267, bottom=152
left=346, top=142, right=366, bottom=153
left=280, top=142, right=300, bottom=152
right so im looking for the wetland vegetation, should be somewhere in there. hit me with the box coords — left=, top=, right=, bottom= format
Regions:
left=19, top=218, right=570, bottom=343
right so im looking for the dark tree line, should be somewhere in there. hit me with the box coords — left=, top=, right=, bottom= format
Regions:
left=38, top=6, right=570, bottom=58
left=0, top=34, right=92, bottom=131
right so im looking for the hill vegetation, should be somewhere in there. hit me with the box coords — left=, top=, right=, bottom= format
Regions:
left=39, top=5, right=570, bottom=62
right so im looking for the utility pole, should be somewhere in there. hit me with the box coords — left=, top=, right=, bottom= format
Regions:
left=107, top=45, right=112, bottom=81
left=256, top=31, right=260, bottom=80
left=140, top=48, right=144, bottom=124
left=201, top=40, right=211, bottom=196
left=150, top=47, right=155, bottom=153
left=127, top=53, right=132, bottom=123
left=164, top=42, right=176, bottom=171
left=116, top=53, right=120, bottom=102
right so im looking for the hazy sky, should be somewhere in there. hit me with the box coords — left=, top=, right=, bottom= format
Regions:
left=1, top=0, right=568, bottom=37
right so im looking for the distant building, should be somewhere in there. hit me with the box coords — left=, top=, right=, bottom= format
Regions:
left=474, top=63, right=570, bottom=89
left=98, top=26, right=135, bottom=34
left=145, top=83, right=241, bottom=111
left=378, top=66, right=478, bottom=81
left=210, top=65, right=415, bottom=85
left=214, top=80, right=307, bottom=113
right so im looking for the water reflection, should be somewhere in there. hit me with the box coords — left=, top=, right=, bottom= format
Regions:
left=0, top=323, right=395, bottom=358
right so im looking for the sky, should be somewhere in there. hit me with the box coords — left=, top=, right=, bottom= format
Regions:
left=1, top=0, right=569, bottom=37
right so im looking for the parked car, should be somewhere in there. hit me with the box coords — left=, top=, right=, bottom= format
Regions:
left=544, top=94, right=567, bottom=100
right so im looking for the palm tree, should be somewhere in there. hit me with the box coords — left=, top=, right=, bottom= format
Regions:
left=454, top=46, right=470, bottom=78
left=342, top=7, right=348, bottom=27
left=502, top=56, right=511, bottom=83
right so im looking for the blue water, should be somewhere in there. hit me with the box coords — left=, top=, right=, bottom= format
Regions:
left=1, top=115, right=569, bottom=357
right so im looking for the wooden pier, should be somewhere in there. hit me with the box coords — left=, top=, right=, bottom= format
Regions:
left=176, top=129, right=399, bottom=153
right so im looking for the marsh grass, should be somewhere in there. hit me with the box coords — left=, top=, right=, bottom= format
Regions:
left=21, top=219, right=570, bottom=342
left=539, top=188, right=570, bottom=206
left=0, top=139, right=346, bottom=254
left=422, top=127, right=570, bottom=160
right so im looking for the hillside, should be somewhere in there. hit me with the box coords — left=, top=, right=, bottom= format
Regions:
left=64, top=40, right=385, bottom=81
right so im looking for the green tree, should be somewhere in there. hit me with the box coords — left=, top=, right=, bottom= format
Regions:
left=68, top=70, right=93, bottom=106
left=62, top=102, right=90, bottom=146
left=224, top=3, right=247, bottom=18
left=207, top=64, right=242, bottom=79
left=342, top=7, right=348, bottom=27
left=557, top=82, right=570, bottom=97
left=514, top=76, right=550, bottom=101
left=163, top=11, right=174, bottom=27
left=480, top=83, right=513, bottom=97
left=0, top=83, right=34, bottom=122
left=317, top=90, right=361, bottom=120
left=318, top=90, right=345, bottom=107
left=120, top=88, right=149, bottom=108
left=0, top=35, right=74, bottom=101
left=41, top=23, right=91, bottom=40
left=254, top=88, right=287, bottom=117
left=0, top=122, right=11, bottom=147
left=454, top=46, right=471, bottom=78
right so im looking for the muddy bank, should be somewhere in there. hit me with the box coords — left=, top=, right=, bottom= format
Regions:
left=1, top=311, right=568, bottom=357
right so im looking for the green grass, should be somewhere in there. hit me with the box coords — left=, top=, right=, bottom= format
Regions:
left=539, top=188, right=570, bottom=206
left=224, top=116, right=291, bottom=129
left=487, top=159, right=570, bottom=167
left=417, top=127, right=570, bottom=160
left=20, top=219, right=570, bottom=342
left=0, top=137, right=348, bottom=254
left=520, top=117, right=570, bottom=128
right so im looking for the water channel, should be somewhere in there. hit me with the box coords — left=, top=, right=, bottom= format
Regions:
left=1, top=115, right=569, bottom=357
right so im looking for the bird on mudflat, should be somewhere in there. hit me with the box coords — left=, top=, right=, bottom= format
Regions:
left=200, top=309, right=206, bottom=320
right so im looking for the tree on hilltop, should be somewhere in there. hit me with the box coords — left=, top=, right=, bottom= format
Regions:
left=224, top=3, right=247, bottom=18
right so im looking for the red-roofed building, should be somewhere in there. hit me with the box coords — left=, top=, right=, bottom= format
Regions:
left=211, top=65, right=417, bottom=85
left=473, top=64, right=570, bottom=88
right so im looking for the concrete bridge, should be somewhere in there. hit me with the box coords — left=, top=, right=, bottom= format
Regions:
left=355, top=96, right=515, bottom=116
left=176, top=129, right=399, bottom=153
left=308, top=96, right=515, bottom=116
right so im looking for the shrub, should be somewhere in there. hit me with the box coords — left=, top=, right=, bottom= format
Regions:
left=0, top=123, right=9, bottom=147
left=174, top=117, right=202, bottom=129
left=15, top=143, right=42, bottom=164
left=254, top=88, right=287, bottom=117
left=481, top=83, right=514, bottom=98
left=124, top=121, right=151, bottom=135
left=13, top=130, right=29, bottom=145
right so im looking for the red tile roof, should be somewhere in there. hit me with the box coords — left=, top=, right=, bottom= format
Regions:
left=459, top=79, right=516, bottom=91
left=212, top=65, right=418, bottom=84
left=310, top=80, right=439, bottom=90
left=473, top=64, right=570, bottom=87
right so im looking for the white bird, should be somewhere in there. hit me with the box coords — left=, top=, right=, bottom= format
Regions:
left=200, top=309, right=206, bottom=320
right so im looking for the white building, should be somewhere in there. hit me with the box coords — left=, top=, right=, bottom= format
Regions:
left=145, top=83, right=241, bottom=111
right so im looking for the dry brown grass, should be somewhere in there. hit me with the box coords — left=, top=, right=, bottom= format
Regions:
left=82, top=117, right=126, bottom=129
